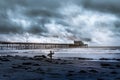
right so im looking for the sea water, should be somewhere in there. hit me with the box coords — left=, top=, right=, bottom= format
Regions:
left=0, top=48, right=120, bottom=60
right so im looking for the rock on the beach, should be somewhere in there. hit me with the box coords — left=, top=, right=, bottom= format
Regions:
left=101, top=63, right=111, bottom=67
left=89, top=69, right=98, bottom=73
left=110, top=71, right=118, bottom=74
left=79, top=70, right=87, bottom=73
left=0, top=57, right=10, bottom=61
left=22, top=62, right=32, bottom=65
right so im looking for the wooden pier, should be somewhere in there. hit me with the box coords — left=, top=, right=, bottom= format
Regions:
left=0, top=41, right=88, bottom=50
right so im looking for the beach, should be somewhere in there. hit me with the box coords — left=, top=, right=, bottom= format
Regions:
left=0, top=55, right=120, bottom=80
left=0, top=48, right=120, bottom=80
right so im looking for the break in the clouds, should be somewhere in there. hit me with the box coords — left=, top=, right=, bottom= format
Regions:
left=0, top=0, right=120, bottom=46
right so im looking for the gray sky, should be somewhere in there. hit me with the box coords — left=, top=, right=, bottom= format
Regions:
left=0, top=0, right=120, bottom=46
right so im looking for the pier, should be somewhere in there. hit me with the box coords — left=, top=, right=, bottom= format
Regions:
left=0, top=41, right=88, bottom=50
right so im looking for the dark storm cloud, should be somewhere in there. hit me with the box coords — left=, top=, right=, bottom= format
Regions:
left=0, top=0, right=63, bottom=34
left=76, top=0, right=120, bottom=16
left=0, top=18, right=23, bottom=34
left=25, top=9, right=62, bottom=18
left=0, top=12, right=23, bottom=34
left=27, top=24, right=47, bottom=34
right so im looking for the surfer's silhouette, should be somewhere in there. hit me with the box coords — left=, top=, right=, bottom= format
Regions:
left=47, top=51, right=54, bottom=61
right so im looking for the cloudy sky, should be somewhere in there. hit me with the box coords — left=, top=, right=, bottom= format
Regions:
left=0, top=0, right=120, bottom=46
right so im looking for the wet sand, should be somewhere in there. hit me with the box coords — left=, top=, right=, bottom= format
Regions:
left=0, top=55, right=120, bottom=80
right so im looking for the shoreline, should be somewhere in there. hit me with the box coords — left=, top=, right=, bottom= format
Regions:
left=0, top=55, right=120, bottom=80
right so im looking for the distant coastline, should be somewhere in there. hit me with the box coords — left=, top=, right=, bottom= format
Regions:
left=88, top=46, right=120, bottom=49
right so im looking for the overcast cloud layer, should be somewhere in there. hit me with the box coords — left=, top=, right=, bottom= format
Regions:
left=0, top=0, right=120, bottom=46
